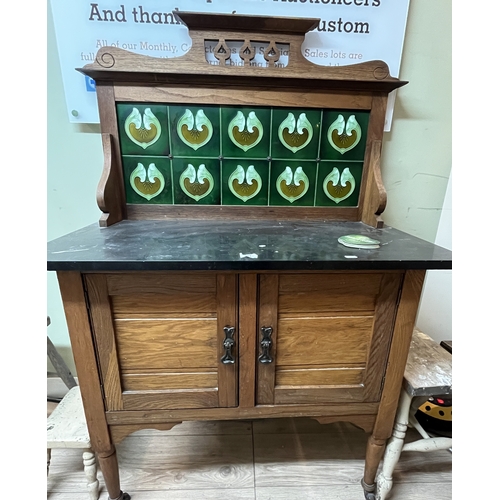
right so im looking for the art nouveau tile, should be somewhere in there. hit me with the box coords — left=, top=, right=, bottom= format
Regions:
left=269, top=160, right=317, bottom=206
left=117, top=104, right=169, bottom=156
left=122, top=156, right=172, bottom=204
left=271, top=109, right=321, bottom=160
left=169, top=105, right=220, bottom=158
left=172, top=158, right=221, bottom=205
left=221, top=160, right=270, bottom=206
left=221, top=106, right=271, bottom=159
left=315, top=162, right=363, bottom=207
left=319, top=111, right=369, bottom=161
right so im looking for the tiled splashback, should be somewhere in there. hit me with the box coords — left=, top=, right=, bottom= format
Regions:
left=117, top=103, right=369, bottom=207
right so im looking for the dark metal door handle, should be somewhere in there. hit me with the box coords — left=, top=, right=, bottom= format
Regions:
left=221, top=326, right=236, bottom=364
left=259, top=326, right=273, bottom=364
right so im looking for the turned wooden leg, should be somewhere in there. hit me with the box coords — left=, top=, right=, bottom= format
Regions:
left=47, top=449, right=51, bottom=476
left=362, top=436, right=386, bottom=500
left=83, top=450, right=100, bottom=500
left=98, top=448, right=131, bottom=500
left=375, top=390, right=412, bottom=500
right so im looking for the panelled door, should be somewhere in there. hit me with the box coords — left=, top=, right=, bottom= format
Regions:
left=256, top=272, right=403, bottom=405
left=84, top=272, right=238, bottom=411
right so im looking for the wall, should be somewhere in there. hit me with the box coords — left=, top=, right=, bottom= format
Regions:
left=380, top=1, right=452, bottom=342
left=416, top=170, right=452, bottom=342
left=47, top=1, right=452, bottom=374
left=47, top=2, right=103, bottom=373
left=380, top=2, right=451, bottom=241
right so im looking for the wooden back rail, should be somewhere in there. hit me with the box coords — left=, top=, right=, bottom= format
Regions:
left=81, top=12, right=405, bottom=89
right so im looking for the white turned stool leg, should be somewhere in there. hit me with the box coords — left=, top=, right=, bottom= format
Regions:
left=83, top=449, right=99, bottom=500
left=376, top=390, right=412, bottom=500
left=405, top=414, right=452, bottom=453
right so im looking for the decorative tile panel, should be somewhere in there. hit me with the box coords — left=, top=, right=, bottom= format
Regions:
left=117, top=103, right=370, bottom=207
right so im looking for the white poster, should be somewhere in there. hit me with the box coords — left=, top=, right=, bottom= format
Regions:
left=50, top=0, right=410, bottom=130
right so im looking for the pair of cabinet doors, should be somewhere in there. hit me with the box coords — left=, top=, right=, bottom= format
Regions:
left=85, top=271, right=402, bottom=412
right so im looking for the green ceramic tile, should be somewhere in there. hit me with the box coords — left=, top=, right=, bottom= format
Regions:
left=270, top=109, right=321, bottom=160
left=172, top=158, right=220, bottom=205
left=169, top=105, right=220, bottom=158
left=122, top=156, right=172, bottom=204
left=269, top=160, right=317, bottom=206
left=221, top=160, right=269, bottom=206
left=117, top=104, right=169, bottom=156
left=221, top=106, right=271, bottom=159
left=319, top=111, right=369, bottom=161
left=315, top=161, right=363, bottom=207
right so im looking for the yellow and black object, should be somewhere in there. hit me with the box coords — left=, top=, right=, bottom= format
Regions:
left=415, top=396, right=452, bottom=438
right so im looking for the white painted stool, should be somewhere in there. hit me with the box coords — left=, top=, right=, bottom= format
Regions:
left=47, top=386, right=99, bottom=500
left=376, top=329, right=452, bottom=500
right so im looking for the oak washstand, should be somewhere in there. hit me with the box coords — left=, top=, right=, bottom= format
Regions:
left=47, top=12, right=452, bottom=500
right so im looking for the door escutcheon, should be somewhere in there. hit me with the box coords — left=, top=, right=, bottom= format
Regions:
left=259, top=326, right=273, bottom=364
left=221, top=326, right=236, bottom=364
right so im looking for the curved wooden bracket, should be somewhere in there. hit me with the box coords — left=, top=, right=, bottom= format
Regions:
left=361, top=139, right=387, bottom=228
left=110, top=422, right=182, bottom=445
left=313, top=416, right=375, bottom=434
left=96, top=133, right=126, bottom=227
left=371, top=140, right=388, bottom=216
left=96, top=133, right=112, bottom=214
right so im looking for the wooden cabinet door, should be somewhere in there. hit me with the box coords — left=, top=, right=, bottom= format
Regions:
left=256, top=272, right=402, bottom=405
left=84, top=272, right=238, bottom=411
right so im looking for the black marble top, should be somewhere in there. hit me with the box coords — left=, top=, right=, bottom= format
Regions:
left=47, top=219, right=452, bottom=272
